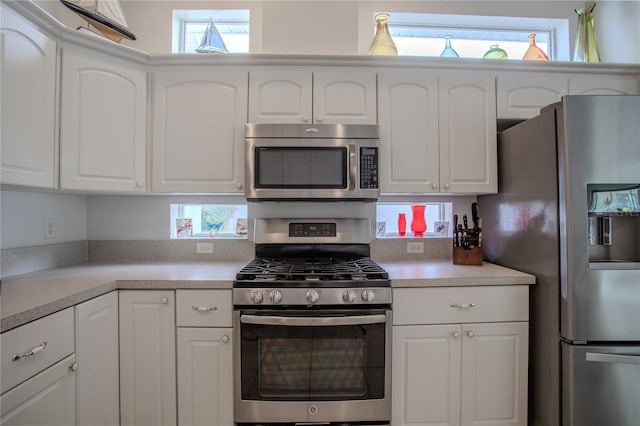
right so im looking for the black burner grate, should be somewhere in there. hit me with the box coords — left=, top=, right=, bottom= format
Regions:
left=236, top=257, right=389, bottom=281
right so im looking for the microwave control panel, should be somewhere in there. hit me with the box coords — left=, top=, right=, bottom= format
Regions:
left=360, top=147, right=379, bottom=189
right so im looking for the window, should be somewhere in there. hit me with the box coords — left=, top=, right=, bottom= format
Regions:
left=376, top=202, right=452, bottom=238
left=376, top=12, right=569, bottom=61
left=170, top=204, right=248, bottom=238
left=173, top=10, right=250, bottom=53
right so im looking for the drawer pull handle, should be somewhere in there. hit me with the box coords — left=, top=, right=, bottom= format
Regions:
left=450, top=303, right=475, bottom=309
left=12, top=341, right=47, bottom=361
left=192, top=305, right=218, bottom=312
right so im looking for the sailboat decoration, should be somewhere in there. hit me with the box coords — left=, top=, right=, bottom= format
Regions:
left=60, top=0, right=136, bottom=43
left=195, top=18, right=228, bottom=53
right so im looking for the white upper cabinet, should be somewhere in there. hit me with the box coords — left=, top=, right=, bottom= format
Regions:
left=497, top=72, right=639, bottom=119
left=439, top=72, right=497, bottom=194
left=496, top=72, right=567, bottom=119
left=0, top=3, right=57, bottom=189
left=378, top=70, right=497, bottom=194
left=248, top=69, right=377, bottom=124
left=248, top=70, right=312, bottom=123
left=60, top=44, right=146, bottom=192
left=152, top=68, right=248, bottom=193
left=568, top=74, right=638, bottom=95
left=378, top=70, right=439, bottom=193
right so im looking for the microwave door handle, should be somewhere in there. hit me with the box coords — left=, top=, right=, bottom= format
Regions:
left=586, top=352, right=640, bottom=365
left=241, top=314, right=386, bottom=327
left=348, top=144, right=357, bottom=190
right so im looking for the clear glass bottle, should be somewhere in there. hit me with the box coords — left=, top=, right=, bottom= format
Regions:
left=368, top=13, right=397, bottom=56
left=523, top=34, right=549, bottom=61
left=440, top=35, right=459, bottom=58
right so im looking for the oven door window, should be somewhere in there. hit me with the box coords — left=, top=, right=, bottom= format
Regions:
left=255, top=147, right=347, bottom=189
left=240, top=315, right=386, bottom=401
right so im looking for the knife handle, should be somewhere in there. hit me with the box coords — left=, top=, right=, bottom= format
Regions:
left=463, top=214, right=468, bottom=229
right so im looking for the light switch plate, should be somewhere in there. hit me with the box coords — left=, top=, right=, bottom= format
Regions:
left=196, top=242, right=214, bottom=254
left=406, top=241, right=424, bottom=253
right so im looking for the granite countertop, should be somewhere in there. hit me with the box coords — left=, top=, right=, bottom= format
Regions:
left=1, top=260, right=535, bottom=332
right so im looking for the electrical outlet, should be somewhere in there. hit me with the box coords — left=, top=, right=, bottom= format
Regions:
left=406, top=241, right=424, bottom=254
left=44, top=219, right=56, bottom=239
left=196, top=242, right=214, bottom=254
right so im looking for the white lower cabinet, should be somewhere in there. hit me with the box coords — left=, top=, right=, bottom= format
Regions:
left=75, top=292, right=119, bottom=426
left=0, top=354, right=77, bottom=426
left=0, top=308, right=76, bottom=426
left=119, top=290, right=176, bottom=426
left=392, top=286, right=529, bottom=426
left=176, top=290, right=233, bottom=426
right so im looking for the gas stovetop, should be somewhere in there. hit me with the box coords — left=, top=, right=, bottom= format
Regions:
left=233, top=218, right=391, bottom=307
left=235, top=257, right=389, bottom=284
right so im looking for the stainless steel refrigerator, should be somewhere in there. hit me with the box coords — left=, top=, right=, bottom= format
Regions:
left=479, top=95, right=640, bottom=426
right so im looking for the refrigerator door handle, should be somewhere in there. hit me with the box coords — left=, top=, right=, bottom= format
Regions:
left=586, top=352, right=640, bottom=365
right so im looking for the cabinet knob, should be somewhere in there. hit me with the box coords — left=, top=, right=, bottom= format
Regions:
left=444, top=183, right=450, bottom=190
left=236, top=182, right=243, bottom=190
left=316, top=116, right=323, bottom=122
left=467, top=330, right=475, bottom=338
left=302, top=116, right=310, bottom=123
left=222, top=335, right=230, bottom=343
left=69, top=362, right=79, bottom=371
left=432, top=183, right=438, bottom=189
left=160, top=297, right=169, bottom=305
left=136, top=181, right=144, bottom=188
left=452, top=331, right=460, bottom=339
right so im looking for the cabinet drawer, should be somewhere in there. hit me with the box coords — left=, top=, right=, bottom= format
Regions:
left=1, top=307, right=75, bottom=393
left=176, top=290, right=232, bottom=327
left=393, top=286, right=528, bottom=325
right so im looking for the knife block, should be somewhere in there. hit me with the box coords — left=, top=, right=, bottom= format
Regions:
left=452, top=246, right=483, bottom=266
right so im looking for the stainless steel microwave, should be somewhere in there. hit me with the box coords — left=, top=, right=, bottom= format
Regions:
left=244, top=123, right=380, bottom=201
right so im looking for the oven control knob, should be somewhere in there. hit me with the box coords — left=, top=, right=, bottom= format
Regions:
left=361, top=289, right=376, bottom=302
left=306, top=289, right=320, bottom=304
left=270, top=290, right=283, bottom=304
left=342, top=289, right=356, bottom=303
left=249, top=290, right=264, bottom=304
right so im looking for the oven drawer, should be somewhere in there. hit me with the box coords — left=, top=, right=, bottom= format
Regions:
left=176, top=290, right=232, bottom=327
left=1, top=307, right=75, bottom=394
left=392, top=285, right=528, bottom=325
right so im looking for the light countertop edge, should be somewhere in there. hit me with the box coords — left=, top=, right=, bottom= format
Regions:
left=1, top=260, right=535, bottom=332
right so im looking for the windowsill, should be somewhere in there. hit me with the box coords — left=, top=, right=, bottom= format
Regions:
left=375, top=235, right=451, bottom=239
left=173, top=235, right=249, bottom=240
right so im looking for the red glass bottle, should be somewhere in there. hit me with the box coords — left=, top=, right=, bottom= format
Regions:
left=411, top=205, right=427, bottom=237
left=397, top=213, right=407, bottom=236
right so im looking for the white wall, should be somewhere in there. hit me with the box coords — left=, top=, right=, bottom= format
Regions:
left=45, top=0, right=640, bottom=62
left=0, top=190, right=87, bottom=249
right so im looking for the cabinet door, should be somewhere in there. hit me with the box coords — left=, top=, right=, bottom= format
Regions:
left=569, top=75, right=638, bottom=95
left=248, top=70, right=312, bottom=123
left=496, top=73, right=567, bottom=119
left=378, top=70, right=439, bottom=193
left=439, top=72, right=497, bottom=194
left=75, top=292, right=119, bottom=426
left=152, top=69, right=248, bottom=193
left=460, top=322, right=528, bottom=426
left=119, top=291, right=176, bottom=426
left=177, top=328, right=233, bottom=426
left=1, top=355, right=76, bottom=426
left=313, top=70, right=377, bottom=124
left=392, top=325, right=461, bottom=426
left=60, top=44, right=146, bottom=191
left=0, top=4, right=56, bottom=188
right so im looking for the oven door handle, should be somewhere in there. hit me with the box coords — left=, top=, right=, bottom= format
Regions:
left=240, top=314, right=386, bottom=327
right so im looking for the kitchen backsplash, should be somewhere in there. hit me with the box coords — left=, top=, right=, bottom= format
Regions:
left=1, top=241, right=88, bottom=278
left=1, top=237, right=452, bottom=278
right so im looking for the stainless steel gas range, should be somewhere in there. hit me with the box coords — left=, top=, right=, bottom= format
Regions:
left=233, top=218, right=391, bottom=426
